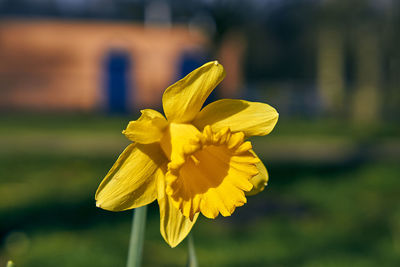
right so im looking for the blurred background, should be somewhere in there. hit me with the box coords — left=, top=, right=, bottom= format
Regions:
left=0, top=0, right=399, bottom=266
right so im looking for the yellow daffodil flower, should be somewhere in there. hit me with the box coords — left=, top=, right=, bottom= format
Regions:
left=95, top=61, right=278, bottom=247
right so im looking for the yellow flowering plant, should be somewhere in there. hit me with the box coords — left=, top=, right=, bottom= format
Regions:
left=95, top=61, right=278, bottom=248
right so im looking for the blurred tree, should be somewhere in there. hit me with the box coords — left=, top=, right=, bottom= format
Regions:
left=383, top=0, right=400, bottom=120
left=348, top=0, right=384, bottom=124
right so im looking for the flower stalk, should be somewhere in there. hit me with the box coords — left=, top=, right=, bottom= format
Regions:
left=126, top=206, right=147, bottom=267
left=187, top=233, right=198, bottom=267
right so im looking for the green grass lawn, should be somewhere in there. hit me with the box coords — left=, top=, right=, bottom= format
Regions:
left=0, top=114, right=399, bottom=267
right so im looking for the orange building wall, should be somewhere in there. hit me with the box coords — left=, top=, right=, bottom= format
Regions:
left=0, top=19, right=209, bottom=111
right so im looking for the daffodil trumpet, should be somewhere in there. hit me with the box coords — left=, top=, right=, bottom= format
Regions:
left=95, top=61, right=279, bottom=248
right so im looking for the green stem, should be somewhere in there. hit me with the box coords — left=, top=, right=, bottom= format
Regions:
left=187, top=233, right=198, bottom=267
left=126, top=206, right=147, bottom=267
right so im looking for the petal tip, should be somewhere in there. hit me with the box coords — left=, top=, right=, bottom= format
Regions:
left=167, top=241, right=179, bottom=248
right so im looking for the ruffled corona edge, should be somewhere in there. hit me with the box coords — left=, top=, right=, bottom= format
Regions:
left=165, top=126, right=259, bottom=220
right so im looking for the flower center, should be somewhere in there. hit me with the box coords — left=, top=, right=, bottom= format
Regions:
left=160, top=123, right=259, bottom=220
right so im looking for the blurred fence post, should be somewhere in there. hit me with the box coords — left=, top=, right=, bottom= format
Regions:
left=317, top=25, right=345, bottom=115
left=351, top=24, right=381, bottom=124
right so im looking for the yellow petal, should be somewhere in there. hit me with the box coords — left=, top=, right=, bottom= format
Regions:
left=162, top=61, right=226, bottom=123
left=193, top=99, right=279, bottom=137
left=123, top=109, right=168, bottom=144
left=157, top=167, right=199, bottom=248
left=246, top=150, right=269, bottom=196
left=95, top=143, right=167, bottom=211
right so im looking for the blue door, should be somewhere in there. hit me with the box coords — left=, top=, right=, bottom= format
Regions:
left=105, top=50, right=131, bottom=113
